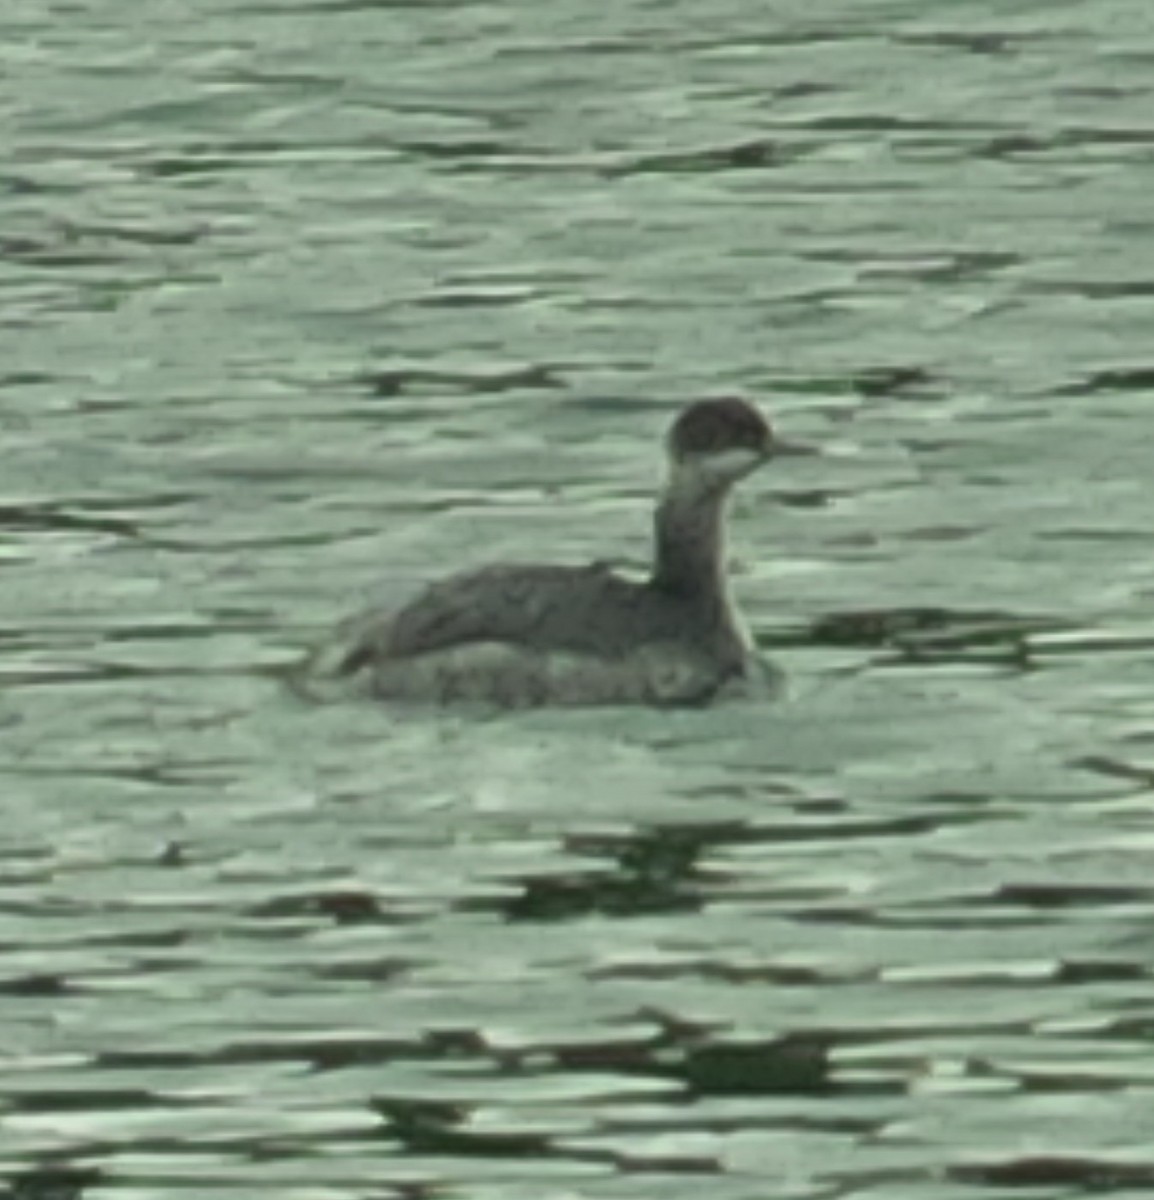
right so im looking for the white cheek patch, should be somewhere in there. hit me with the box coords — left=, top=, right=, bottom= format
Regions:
left=687, top=447, right=765, bottom=487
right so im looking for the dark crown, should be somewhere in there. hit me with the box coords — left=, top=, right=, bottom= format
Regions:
left=667, top=397, right=772, bottom=461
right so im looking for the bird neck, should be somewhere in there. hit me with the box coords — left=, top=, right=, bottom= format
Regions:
left=650, top=468, right=732, bottom=611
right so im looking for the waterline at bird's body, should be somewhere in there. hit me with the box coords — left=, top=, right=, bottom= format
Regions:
left=292, top=397, right=809, bottom=710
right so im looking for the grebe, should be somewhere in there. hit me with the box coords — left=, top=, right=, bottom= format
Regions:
left=293, top=397, right=810, bottom=709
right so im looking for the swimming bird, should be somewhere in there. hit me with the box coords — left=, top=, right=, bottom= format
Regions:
left=293, top=396, right=810, bottom=708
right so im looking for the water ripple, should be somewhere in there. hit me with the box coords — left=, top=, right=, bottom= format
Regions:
left=4, top=0, right=1154, bottom=1196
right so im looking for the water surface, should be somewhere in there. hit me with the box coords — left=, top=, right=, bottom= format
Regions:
left=4, top=0, right=1154, bottom=1197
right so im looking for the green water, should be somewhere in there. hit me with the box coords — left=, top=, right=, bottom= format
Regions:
left=4, top=0, right=1154, bottom=1197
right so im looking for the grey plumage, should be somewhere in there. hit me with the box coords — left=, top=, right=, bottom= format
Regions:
left=372, top=563, right=733, bottom=660
left=293, top=397, right=799, bottom=710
